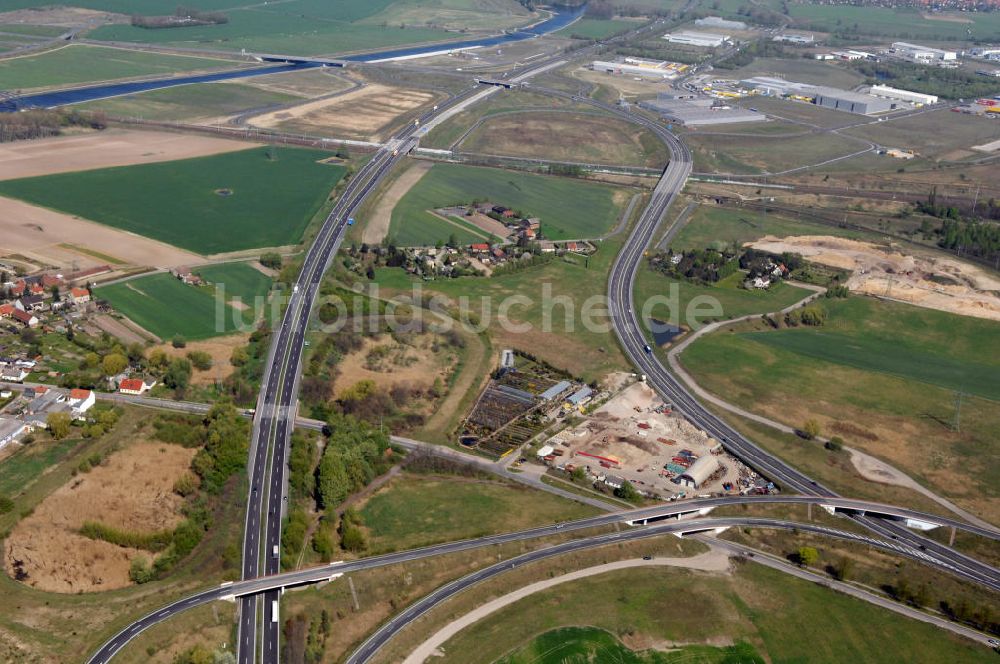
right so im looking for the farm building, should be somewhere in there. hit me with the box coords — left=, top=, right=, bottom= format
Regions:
left=118, top=378, right=152, bottom=395
left=678, top=455, right=721, bottom=489
left=868, top=84, right=938, bottom=105
left=663, top=30, right=729, bottom=48
left=813, top=88, right=892, bottom=115
left=0, top=417, right=28, bottom=448
left=539, top=380, right=572, bottom=401
left=566, top=386, right=593, bottom=407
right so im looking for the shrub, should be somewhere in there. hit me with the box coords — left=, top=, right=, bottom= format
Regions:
left=187, top=350, right=213, bottom=371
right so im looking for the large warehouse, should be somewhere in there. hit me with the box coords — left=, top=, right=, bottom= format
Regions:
left=740, top=76, right=817, bottom=97
left=891, top=41, right=957, bottom=63
left=869, top=84, right=938, bottom=105
left=814, top=87, right=893, bottom=115
left=664, top=30, right=730, bottom=48
left=641, top=95, right=766, bottom=126
left=591, top=57, right=686, bottom=80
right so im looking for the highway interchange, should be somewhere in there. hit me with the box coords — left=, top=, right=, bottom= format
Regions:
left=77, top=19, right=1000, bottom=664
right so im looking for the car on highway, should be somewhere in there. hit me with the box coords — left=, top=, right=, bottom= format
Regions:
left=644, top=344, right=652, bottom=354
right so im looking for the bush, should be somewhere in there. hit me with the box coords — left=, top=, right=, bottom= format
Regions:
left=0, top=495, right=13, bottom=514
left=801, top=419, right=822, bottom=440
left=259, top=252, right=283, bottom=270
left=129, top=555, right=155, bottom=584
left=340, top=523, right=367, bottom=552
left=80, top=521, right=174, bottom=552
left=825, top=436, right=845, bottom=452
left=172, top=335, right=187, bottom=349
left=186, top=350, right=213, bottom=371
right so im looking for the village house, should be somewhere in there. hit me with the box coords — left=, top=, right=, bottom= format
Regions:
left=11, top=309, right=38, bottom=328
left=118, top=378, right=153, bottom=395
left=68, top=287, right=91, bottom=305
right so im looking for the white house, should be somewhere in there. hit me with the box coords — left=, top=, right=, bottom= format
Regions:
left=68, top=388, right=95, bottom=418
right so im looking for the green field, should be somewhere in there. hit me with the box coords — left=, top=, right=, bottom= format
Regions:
left=95, top=264, right=273, bottom=340
left=359, top=473, right=598, bottom=552
left=79, top=0, right=494, bottom=56
left=681, top=296, right=1000, bottom=519
left=0, top=437, right=80, bottom=496
left=499, top=627, right=762, bottom=664
left=0, top=147, right=345, bottom=254
left=670, top=205, right=876, bottom=251
left=789, top=4, right=1000, bottom=40
left=684, top=131, right=865, bottom=175
left=727, top=57, right=865, bottom=89
left=0, top=44, right=238, bottom=91
left=841, top=108, right=1000, bottom=160
left=373, top=237, right=630, bottom=381
left=76, top=81, right=301, bottom=121
left=633, top=264, right=811, bottom=330
left=389, top=163, right=626, bottom=245
left=0, top=24, right=66, bottom=37
left=437, top=564, right=991, bottom=664
left=557, top=17, right=637, bottom=39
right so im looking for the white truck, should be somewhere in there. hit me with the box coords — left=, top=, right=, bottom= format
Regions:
left=272, top=544, right=279, bottom=558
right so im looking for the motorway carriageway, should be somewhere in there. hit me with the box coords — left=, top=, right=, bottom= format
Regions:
left=86, top=508, right=1000, bottom=664
left=1, top=5, right=584, bottom=111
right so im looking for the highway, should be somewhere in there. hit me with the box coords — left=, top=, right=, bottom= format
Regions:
left=566, top=94, right=1000, bottom=593
left=85, top=508, right=999, bottom=664
left=77, top=19, right=1000, bottom=663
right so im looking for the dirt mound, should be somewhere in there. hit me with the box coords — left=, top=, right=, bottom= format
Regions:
left=749, top=235, right=1000, bottom=321
left=4, top=441, right=196, bottom=593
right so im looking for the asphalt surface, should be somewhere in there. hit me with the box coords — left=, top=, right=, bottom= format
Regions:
left=84, top=493, right=997, bottom=664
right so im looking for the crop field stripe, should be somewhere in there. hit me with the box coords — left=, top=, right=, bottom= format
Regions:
left=742, top=329, right=1000, bottom=401
left=0, top=147, right=345, bottom=254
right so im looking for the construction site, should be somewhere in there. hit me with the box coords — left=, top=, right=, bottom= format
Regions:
left=539, top=382, right=771, bottom=499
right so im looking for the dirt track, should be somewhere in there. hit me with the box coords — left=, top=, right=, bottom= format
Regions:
left=402, top=550, right=732, bottom=664
left=0, top=129, right=254, bottom=181
left=362, top=160, right=432, bottom=244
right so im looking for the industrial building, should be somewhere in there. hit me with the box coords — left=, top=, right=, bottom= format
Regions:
left=774, top=33, right=814, bottom=44
left=869, top=84, right=938, bottom=106
left=678, top=455, right=720, bottom=489
left=695, top=16, right=746, bottom=30
left=813, top=87, right=893, bottom=115
left=739, top=76, right=817, bottom=97
left=590, top=57, right=686, bottom=80
left=664, top=30, right=730, bottom=48
left=891, top=41, right=957, bottom=63
left=641, top=95, right=766, bottom=126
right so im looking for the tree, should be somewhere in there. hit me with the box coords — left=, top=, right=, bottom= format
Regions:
left=824, top=436, right=844, bottom=452
left=831, top=556, right=853, bottom=581
left=47, top=412, right=72, bottom=440
left=230, top=346, right=249, bottom=367
left=101, top=353, right=128, bottom=377
left=796, top=546, right=819, bottom=567
left=614, top=479, right=642, bottom=503
left=187, top=350, right=213, bottom=371
left=164, top=358, right=193, bottom=392
left=259, top=252, right=283, bottom=270
left=802, top=419, right=821, bottom=440
left=570, top=466, right=587, bottom=482
left=341, top=523, right=367, bottom=552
